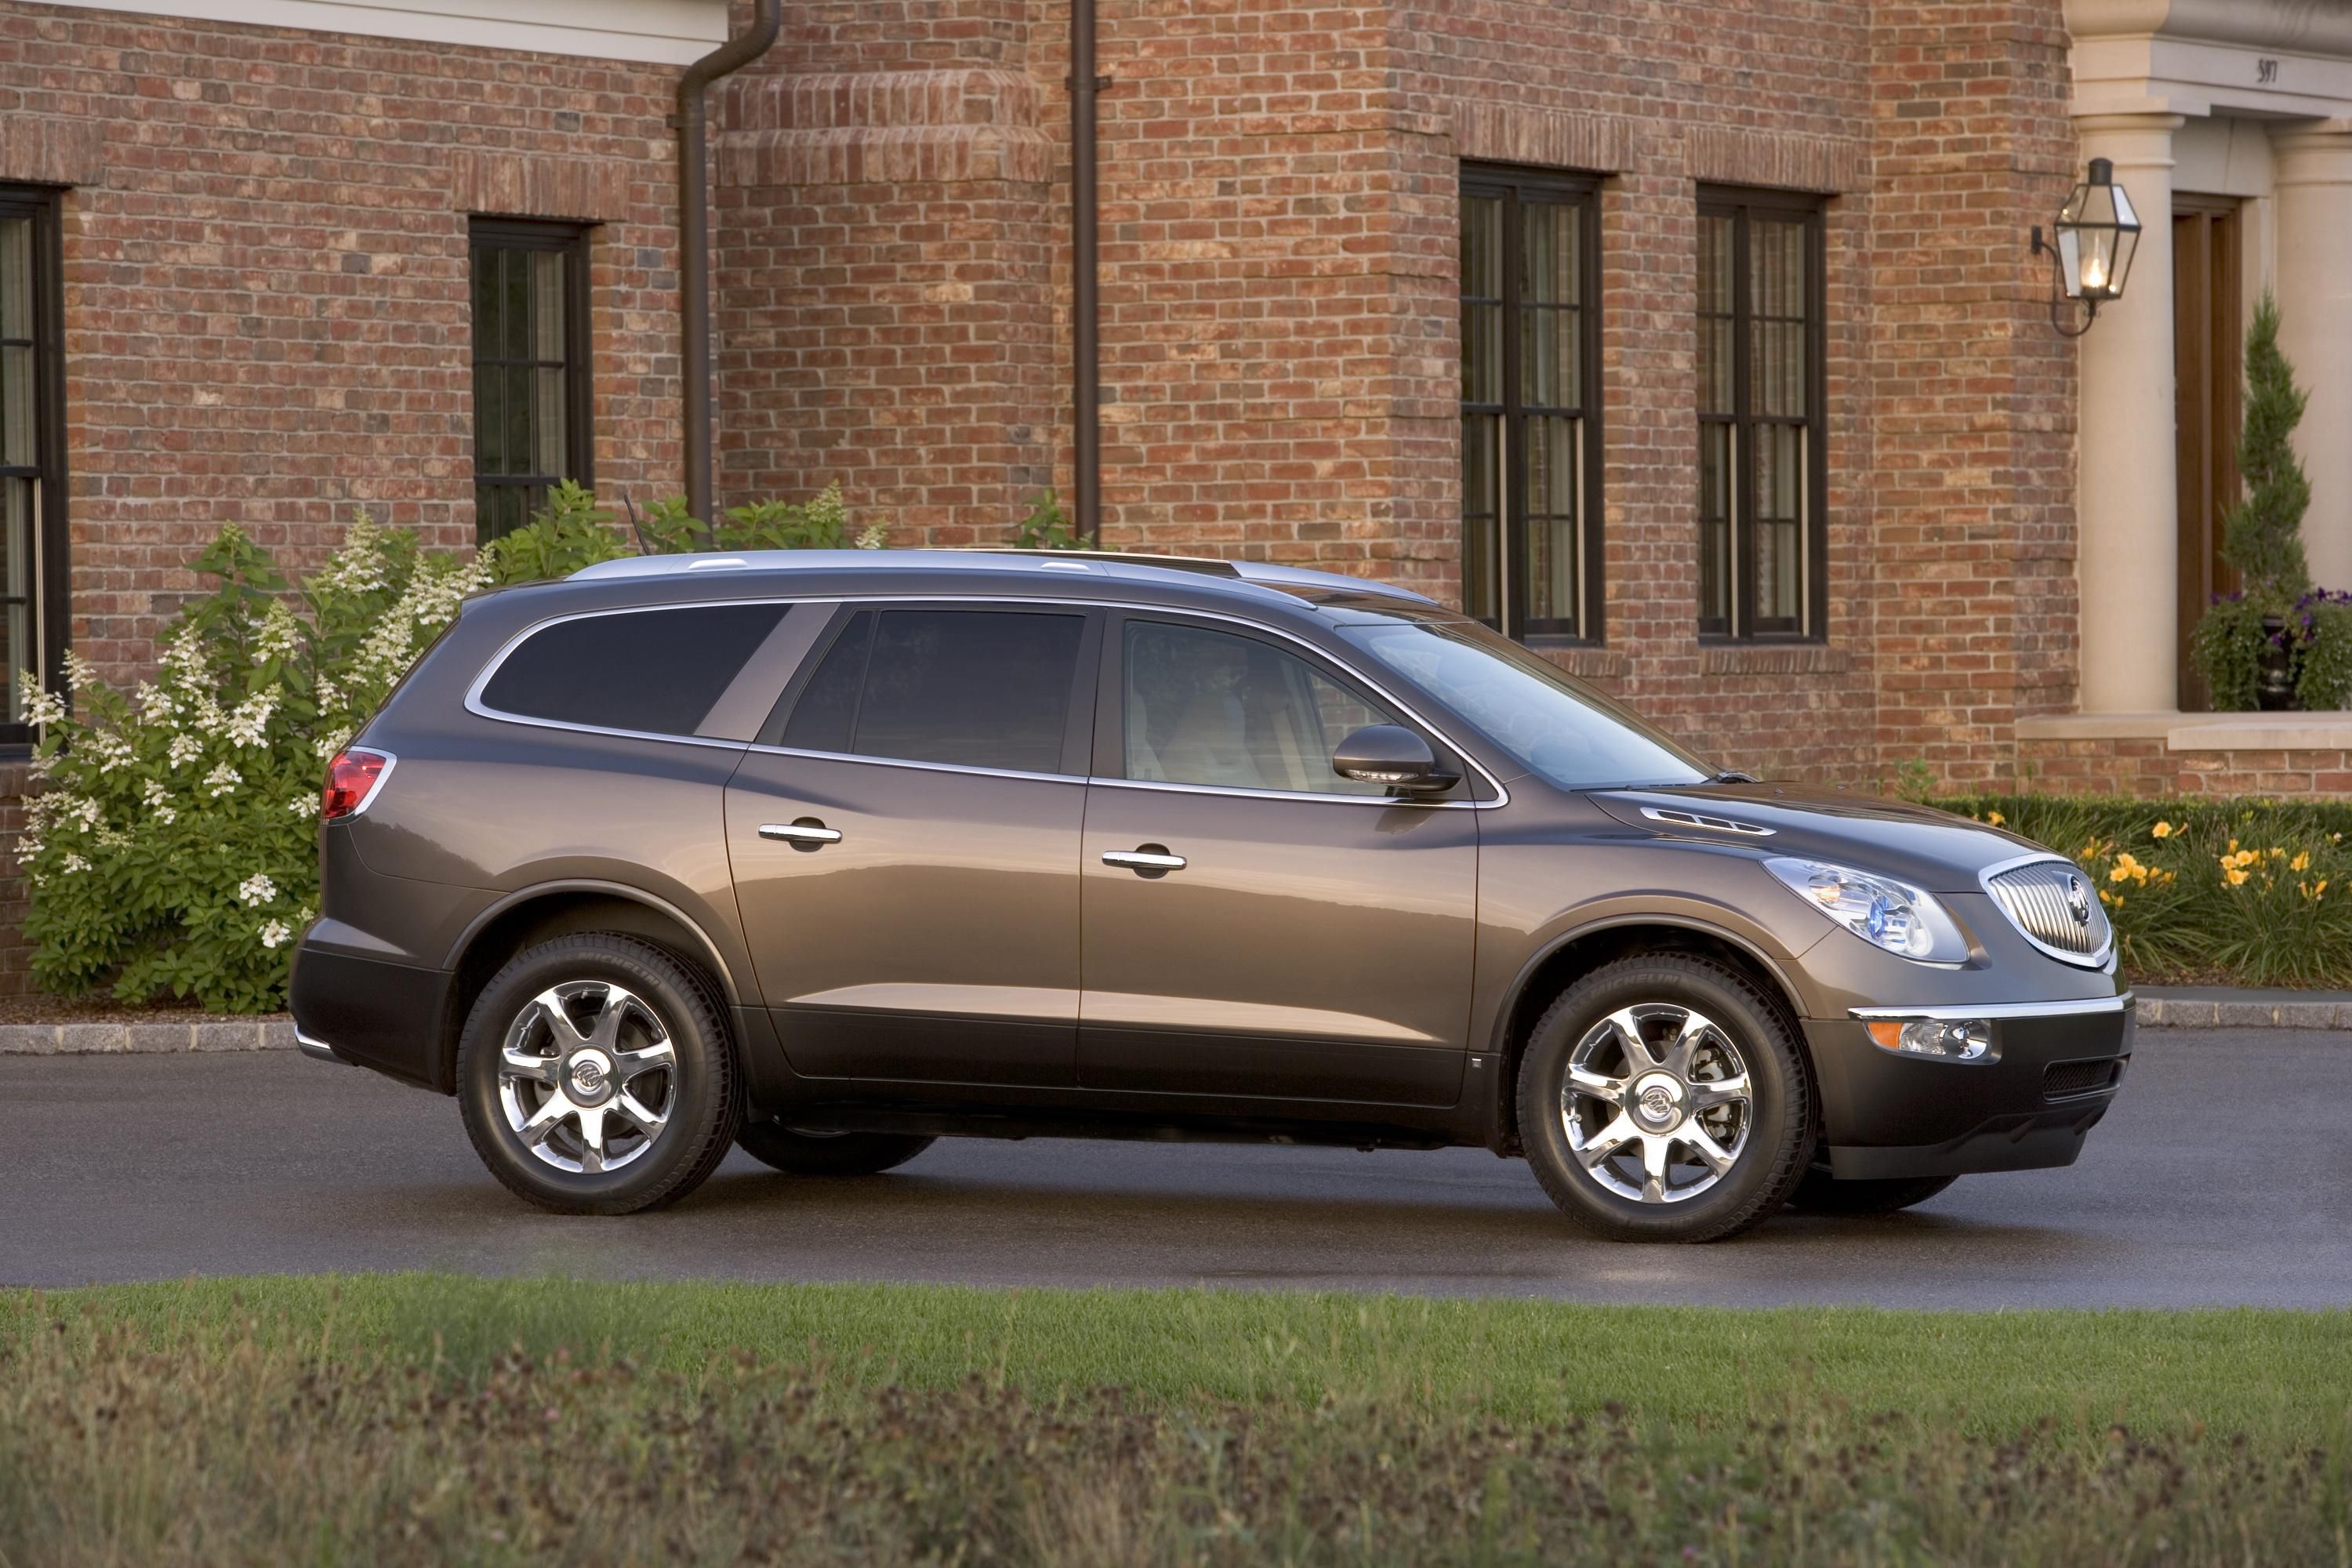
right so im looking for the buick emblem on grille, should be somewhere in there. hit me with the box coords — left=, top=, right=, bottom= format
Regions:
left=2063, top=873, right=2091, bottom=925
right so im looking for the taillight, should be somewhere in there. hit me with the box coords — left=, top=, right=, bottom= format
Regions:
left=321, top=748, right=393, bottom=821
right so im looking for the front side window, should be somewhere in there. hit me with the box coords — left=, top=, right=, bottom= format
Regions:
left=1698, top=191, right=1825, bottom=639
left=1336, top=609, right=1711, bottom=791
left=1460, top=165, right=1601, bottom=641
left=782, top=608, right=1087, bottom=775
left=479, top=604, right=788, bottom=735
left=0, top=187, right=63, bottom=743
left=1123, top=620, right=1399, bottom=797
left=470, top=219, right=592, bottom=546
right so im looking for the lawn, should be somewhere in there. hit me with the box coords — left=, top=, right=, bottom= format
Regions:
left=2, top=1275, right=2346, bottom=1565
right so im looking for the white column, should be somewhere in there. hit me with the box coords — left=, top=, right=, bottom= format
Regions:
left=2074, top=113, right=2183, bottom=714
left=2272, top=123, right=2352, bottom=593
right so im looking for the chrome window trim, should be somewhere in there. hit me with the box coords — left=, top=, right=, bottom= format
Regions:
left=463, top=593, right=1511, bottom=806
left=1849, top=993, right=2132, bottom=1022
left=1976, top=851, right=2116, bottom=971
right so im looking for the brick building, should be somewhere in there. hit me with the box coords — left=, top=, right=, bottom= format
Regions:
left=2, top=0, right=2352, bottom=985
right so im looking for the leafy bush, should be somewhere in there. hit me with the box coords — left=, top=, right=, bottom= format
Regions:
left=17, top=521, right=486, bottom=1011
left=1933, top=793, right=2352, bottom=986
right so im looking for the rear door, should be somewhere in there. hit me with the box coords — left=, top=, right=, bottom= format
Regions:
left=1076, top=613, right=1480, bottom=1106
left=724, top=601, right=1099, bottom=1086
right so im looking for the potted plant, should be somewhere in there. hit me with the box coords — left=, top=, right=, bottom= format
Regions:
left=2190, top=290, right=2314, bottom=710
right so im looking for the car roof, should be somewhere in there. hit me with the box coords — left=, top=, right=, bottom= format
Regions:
left=566, top=548, right=1441, bottom=608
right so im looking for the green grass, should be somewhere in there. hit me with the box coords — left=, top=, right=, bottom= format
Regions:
left=19, top=1272, right=2351, bottom=1439
left=2, top=1276, right=2347, bottom=1564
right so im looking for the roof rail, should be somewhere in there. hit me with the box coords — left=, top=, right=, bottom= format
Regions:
left=978, top=547, right=1240, bottom=576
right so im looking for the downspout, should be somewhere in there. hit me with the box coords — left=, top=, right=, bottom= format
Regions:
left=1072, top=0, right=1102, bottom=542
left=677, top=0, right=782, bottom=526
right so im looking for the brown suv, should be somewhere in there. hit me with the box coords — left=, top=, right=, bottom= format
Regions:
left=290, top=551, right=2131, bottom=1242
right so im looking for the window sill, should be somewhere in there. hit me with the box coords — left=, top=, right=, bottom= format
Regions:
left=1700, top=643, right=1850, bottom=677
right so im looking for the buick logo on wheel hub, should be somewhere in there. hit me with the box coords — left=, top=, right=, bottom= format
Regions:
left=568, top=1051, right=611, bottom=1100
left=2063, top=873, right=2092, bottom=925
left=1632, top=1073, right=1684, bottom=1127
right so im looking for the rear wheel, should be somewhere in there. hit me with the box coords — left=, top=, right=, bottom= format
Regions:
left=1517, top=953, right=1812, bottom=1243
left=1788, top=1167, right=1955, bottom=1215
left=457, top=933, right=739, bottom=1215
left=735, top=1122, right=935, bottom=1176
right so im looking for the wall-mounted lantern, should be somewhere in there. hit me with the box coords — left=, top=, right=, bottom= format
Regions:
left=2031, top=157, right=2140, bottom=337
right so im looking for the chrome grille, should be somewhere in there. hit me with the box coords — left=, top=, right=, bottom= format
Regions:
left=1984, top=858, right=2111, bottom=965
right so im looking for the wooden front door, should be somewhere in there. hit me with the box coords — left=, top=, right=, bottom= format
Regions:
left=2174, top=196, right=2242, bottom=711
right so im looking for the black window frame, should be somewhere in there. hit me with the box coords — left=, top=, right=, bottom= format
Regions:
left=468, top=216, right=594, bottom=546
left=1459, top=164, right=1605, bottom=645
left=1697, top=186, right=1828, bottom=642
left=0, top=184, right=67, bottom=753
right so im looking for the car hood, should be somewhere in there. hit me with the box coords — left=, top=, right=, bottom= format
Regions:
left=1584, top=783, right=2057, bottom=894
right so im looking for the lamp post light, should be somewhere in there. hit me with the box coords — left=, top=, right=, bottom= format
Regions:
left=2031, top=157, right=2141, bottom=337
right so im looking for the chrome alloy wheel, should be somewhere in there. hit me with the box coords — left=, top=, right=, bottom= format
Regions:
left=1559, top=1004, right=1754, bottom=1204
left=495, top=981, right=678, bottom=1174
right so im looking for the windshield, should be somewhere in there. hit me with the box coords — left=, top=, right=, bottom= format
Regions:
left=1334, top=613, right=1713, bottom=790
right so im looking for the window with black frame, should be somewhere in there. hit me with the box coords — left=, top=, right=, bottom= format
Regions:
left=1697, top=189, right=1826, bottom=641
left=469, top=219, right=591, bottom=545
left=0, top=187, right=65, bottom=746
left=1459, top=166, right=1602, bottom=642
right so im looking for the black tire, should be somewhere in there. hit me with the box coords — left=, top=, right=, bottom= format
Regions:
left=1516, top=953, right=1813, bottom=1243
left=1788, top=1166, right=1956, bottom=1216
left=735, top=1122, right=935, bottom=1176
left=456, top=933, right=740, bottom=1216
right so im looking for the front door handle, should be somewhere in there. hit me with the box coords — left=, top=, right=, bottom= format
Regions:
left=1102, top=845, right=1186, bottom=875
left=760, top=820, right=843, bottom=846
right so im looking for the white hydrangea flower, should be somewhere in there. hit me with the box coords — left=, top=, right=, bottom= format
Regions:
left=143, top=779, right=180, bottom=826
left=13, top=833, right=40, bottom=866
left=84, top=731, right=132, bottom=774
left=204, top=762, right=241, bottom=798
left=18, top=673, right=66, bottom=729
left=95, top=827, right=129, bottom=851
left=224, top=690, right=278, bottom=748
left=24, top=750, right=53, bottom=780
left=259, top=919, right=292, bottom=950
left=314, top=729, right=352, bottom=762
left=288, top=793, right=320, bottom=819
left=168, top=733, right=201, bottom=770
left=60, top=852, right=89, bottom=874
left=59, top=795, right=100, bottom=833
left=256, top=601, right=303, bottom=662
left=60, top=649, right=98, bottom=694
left=161, top=625, right=209, bottom=692
left=237, top=873, right=277, bottom=907
left=135, top=681, right=180, bottom=723
left=316, top=676, right=342, bottom=709
left=319, top=512, right=390, bottom=596
left=855, top=522, right=889, bottom=550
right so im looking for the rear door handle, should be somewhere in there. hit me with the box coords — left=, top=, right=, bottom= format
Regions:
left=1102, top=847, right=1186, bottom=873
left=760, top=821, right=843, bottom=845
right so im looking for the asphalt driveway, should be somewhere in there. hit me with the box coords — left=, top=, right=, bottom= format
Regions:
left=7, top=1028, right=2344, bottom=1307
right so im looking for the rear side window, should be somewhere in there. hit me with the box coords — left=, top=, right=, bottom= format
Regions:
left=480, top=603, right=789, bottom=735
left=782, top=608, right=1085, bottom=774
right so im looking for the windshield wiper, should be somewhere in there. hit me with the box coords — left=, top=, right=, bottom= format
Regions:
left=1712, top=769, right=1759, bottom=784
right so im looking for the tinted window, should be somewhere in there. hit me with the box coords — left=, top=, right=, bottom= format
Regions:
left=481, top=603, right=788, bottom=735
left=783, top=608, right=1084, bottom=774
left=1123, top=620, right=1399, bottom=797
left=1336, top=611, right=1711, bottom=789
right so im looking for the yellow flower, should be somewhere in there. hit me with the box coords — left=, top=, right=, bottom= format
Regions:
left=2272, top=847, right=2288, bottom=860
left=1987, top=810, right=2004, bottom=826
left=2292, top=851, right=2311, bottom=873
left=2226, top=867, right=2251, bottom=887
left=2229, top=838, right=2239, bottom=852
left=2151, top=820, right=2173, bottom=839
left=2098, top=887, right=2113, bottom=905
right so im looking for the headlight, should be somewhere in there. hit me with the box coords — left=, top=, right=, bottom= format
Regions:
left=1764, top=857, right=1969, bottom=964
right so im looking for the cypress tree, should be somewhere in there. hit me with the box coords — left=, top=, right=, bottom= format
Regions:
left=2222, top=289, right=2313, bottom=606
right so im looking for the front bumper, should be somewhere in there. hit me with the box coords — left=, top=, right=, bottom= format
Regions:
left=1803, top=995, right=2133, bottom=1180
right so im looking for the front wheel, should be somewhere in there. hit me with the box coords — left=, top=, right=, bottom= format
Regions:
left=456, top=933, right=740, bottom=1215
left=1517, top=954, right=1813, bottom=1243
left=1787, top=1167, right=1955, bottom=1216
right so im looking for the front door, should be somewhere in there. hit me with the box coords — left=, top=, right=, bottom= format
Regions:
left=726, top=603, right=1099, bottom=1086
left=1077, top=615, right=1479, bottom=1107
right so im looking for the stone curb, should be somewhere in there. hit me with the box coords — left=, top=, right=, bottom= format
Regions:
left=2135, top=996, right=2350, bottom=1031
left=0, top=1018, right=296, bottom=1054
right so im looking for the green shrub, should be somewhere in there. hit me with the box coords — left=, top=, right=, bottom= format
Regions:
left=17, top=520, right=486, bottom=1011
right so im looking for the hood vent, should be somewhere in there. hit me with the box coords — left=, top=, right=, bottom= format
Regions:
left=1983, top=857, right=2113, bottom=967
left=1639, top=807, right=1773, bottom=838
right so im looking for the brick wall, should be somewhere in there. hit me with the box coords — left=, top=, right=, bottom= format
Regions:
left=0, top=0, right=685, bottom=691
left=2020, top=739, right=2352, bottom=798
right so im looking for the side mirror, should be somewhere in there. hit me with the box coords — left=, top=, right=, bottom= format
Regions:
left=1331, top=724, right=1457, bottom=793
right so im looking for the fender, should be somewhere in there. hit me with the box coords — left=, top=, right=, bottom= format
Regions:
left=442, top=878, right=750, bottom=1009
